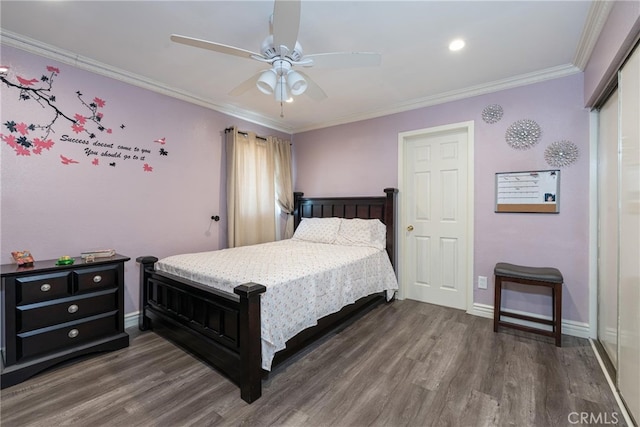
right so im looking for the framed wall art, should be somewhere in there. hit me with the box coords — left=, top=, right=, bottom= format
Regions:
left=495, top=169, right=560, bottom=213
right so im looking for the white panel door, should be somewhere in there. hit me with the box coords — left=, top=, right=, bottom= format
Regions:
left=400, top=124, right=471, bottom=310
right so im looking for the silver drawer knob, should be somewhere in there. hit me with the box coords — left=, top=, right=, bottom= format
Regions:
left=93, top=275, right=102, bottom=283
left=68, top=329, right=79, bottom=338
left=68, top=304, right=79, bottom=314
left=40, top=283, right=51, bottom=292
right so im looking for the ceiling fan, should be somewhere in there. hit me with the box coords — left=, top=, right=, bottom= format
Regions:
left=170, top=0, right=381, bottom=106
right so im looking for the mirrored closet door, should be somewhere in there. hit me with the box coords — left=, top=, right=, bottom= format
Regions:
left=596, top=43, right=640, bottom=424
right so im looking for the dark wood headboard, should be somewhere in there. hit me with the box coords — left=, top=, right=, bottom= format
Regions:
left=293, top=188, right=398, bottom=269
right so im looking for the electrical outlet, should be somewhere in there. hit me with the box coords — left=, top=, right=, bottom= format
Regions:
left=478, top=276, right=488, bottom=289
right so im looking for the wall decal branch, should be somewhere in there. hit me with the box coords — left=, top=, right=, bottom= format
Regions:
left=0, top=65, right=124, bottom=157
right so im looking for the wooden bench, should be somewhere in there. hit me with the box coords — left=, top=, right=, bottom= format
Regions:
left=493, top=262, right=563, bottom=347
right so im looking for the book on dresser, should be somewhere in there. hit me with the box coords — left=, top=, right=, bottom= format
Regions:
left=0, top=253, right=130, bottom=388
left=80, top=249, right=116, bottom=259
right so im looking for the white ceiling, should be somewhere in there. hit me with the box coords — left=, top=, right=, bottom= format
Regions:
left=0, top=1, right=607, bottom=134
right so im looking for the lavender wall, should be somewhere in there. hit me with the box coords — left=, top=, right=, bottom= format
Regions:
left=0, top=46, right=288, bottom=316
left=294, top=74, right=590, bottom=324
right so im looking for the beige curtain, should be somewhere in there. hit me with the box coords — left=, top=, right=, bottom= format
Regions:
left=270, top=135, right=295, bottom=239
left=226, top=127, right=293, bottom=247
left=226, top=128, right=276, bottom=247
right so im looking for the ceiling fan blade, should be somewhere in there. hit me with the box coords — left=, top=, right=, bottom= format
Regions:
left=229, top=72, right=261, bottom=96
left=303, top=52, right=382, bottom=68
left=170, top=34, right=261, bottom=59
left=297, top=71, right=327, bottom=101
left=272, top=0, right=300, bottom=53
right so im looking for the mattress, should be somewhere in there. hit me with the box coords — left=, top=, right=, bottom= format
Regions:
left=155, top=239, right=398, bottom=370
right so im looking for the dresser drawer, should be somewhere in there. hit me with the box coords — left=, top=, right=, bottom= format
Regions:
left=16, top=289, right=118, bottom=333
left=16, top=311, right=120, bottom=361
left=15, top=272, right=72, bottom=305
left=74, top=264, right=118, bottom=293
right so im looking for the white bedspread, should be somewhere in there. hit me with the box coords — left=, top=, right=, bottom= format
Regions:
left=155, top=239, right=398, bottom=370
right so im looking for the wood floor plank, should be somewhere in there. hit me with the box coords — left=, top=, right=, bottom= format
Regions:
left=1, top=299, right=628, bottom=426
left=459, top=389, right=501, bottom=427
left=371, top=377, right=437, bottom=427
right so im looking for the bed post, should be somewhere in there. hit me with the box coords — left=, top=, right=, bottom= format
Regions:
left=293, top=191, right=304, bottom=228
left=383, top=188, right=398, bottom=270
left=234, top=282, right=267, bottom=403
left=136, top=256, right=158, bottom=331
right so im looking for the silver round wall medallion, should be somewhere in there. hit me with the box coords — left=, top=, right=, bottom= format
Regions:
left=482, top=104, right=503, bottom=124
left=505, top=119, right=542, bottom=150
left=545, top=140, right=579, bottom=167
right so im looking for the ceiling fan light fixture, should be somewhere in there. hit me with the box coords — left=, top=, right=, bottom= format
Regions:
left=286, top=70, right=307, bottom=96
left=172, top=0, right=381, bottom=107
left=256, top=69, right=277, bottom=95
left=275, top=76, right=289, bottom=102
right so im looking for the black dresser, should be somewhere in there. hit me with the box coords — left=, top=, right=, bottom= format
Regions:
left=1, top=254, right=130, bottom=388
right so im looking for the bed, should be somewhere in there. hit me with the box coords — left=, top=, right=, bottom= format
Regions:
left=136, top=188, right=398, bottom=403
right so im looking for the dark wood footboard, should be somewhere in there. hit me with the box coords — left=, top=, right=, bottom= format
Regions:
left=137, top=256, right=266, bottom=403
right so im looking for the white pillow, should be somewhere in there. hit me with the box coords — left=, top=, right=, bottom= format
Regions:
left=292, top=217, right=341, bottom=243
left=334, top=218, right=387, bottom=250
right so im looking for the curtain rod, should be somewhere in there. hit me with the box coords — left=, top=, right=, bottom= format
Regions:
left=224, top=127, right=266, bottom=141
left=224, top=127, right=291, bottom=145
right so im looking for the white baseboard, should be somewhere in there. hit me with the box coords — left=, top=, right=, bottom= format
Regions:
left=124, top=311, right=140, bottom=330
left=469, top=303, right=590, bottom=339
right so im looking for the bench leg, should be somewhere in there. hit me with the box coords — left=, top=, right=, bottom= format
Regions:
left=554, top=283, right=562, bottom=347
left=493, top=275, right=502, bottom=332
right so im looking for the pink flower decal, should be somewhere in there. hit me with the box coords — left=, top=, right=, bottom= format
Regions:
left=33, top=138, right=54, bottom=151
left=71, top=123, right=84, bottom=134
left=1, top=134, right=18, bottom=148
left=46, top=66, right=60, bottom=74
left=15, top=122, right=29, bottom=135
left=93, top=97, right=106, bottom=108
left=74, top=113, right=86, bottom=125
left=15, top=145, right=31, bottom=156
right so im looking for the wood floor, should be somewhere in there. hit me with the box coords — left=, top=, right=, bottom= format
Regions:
left=1, top=299, right=627, bottom=427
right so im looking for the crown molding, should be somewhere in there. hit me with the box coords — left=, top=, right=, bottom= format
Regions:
left=572, top=0, right=615, bottom=70
left=292, top=64, right=582, bottom=133
left=0, top=29, right=295, bottom=134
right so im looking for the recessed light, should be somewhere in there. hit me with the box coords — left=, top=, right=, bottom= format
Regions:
left=449, top=39, right=465, bottom=52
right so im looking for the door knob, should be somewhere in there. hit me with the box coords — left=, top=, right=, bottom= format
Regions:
left=407, top=225, right=414, bottom=231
